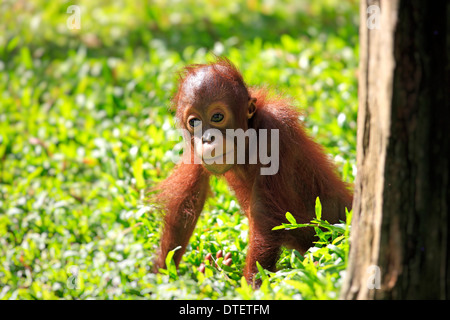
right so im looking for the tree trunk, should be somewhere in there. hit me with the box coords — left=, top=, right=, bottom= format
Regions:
left=341, top=0, right=449, bottom=299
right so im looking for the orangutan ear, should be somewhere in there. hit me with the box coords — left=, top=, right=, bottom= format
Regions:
left=247, top=97, right=257, bottom=119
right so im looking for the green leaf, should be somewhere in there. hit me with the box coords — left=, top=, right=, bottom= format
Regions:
left=236, top=276, right=252, bottom=299
left=221, top=264, right=234, bottom=273
left=315, top=197, right=322, bottom=220
left=256, top=261, right=269, bottom=282
left=132, top=157, right=145, bottom=189
left=7, top=36, right=19, bottom=52
left=165, top=246, right=181, bottom=280
left=285, top=212, right=297, bottom=224
left=20, top=47, right=33, bottom=69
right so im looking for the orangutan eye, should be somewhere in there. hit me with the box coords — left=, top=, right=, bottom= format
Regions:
left=211, top=113, right=224, bottom=123
left=189, top=118, right=201, bottom=128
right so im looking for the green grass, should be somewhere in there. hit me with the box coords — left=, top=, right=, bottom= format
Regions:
left=0, top=0, right=358, bottom=299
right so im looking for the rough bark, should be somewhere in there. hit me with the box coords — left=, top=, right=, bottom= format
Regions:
left=341, top=0, right=449, bottom=299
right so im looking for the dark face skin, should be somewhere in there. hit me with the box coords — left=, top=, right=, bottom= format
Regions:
left=177, top=68, right=256, bottom=174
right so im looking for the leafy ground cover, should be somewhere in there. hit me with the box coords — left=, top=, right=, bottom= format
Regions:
left=0, top=0, right=358, bottom=299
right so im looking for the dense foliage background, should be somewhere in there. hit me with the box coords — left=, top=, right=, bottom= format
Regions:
left=0, top=0, right=358, bottom=299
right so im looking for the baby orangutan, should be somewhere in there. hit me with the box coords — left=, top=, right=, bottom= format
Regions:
left=153, top=57, right=352, bottom=285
